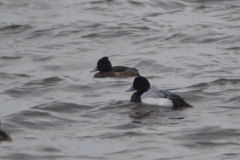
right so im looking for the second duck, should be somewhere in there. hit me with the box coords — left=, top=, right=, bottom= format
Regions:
left=90, top=56, right=140, bottom=78
left=126, top=76, right=191, bottom=109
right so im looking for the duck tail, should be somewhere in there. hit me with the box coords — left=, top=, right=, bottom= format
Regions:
left=172, top=98, right=192, bottom=109
left=169, top=94, right=192, bottom=109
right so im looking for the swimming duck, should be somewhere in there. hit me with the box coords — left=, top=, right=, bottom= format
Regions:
left=90, top=56, right=140, bottom=78
left=126, top=76, right=191, bottom=108
left=0, top=121, right=12, bottom=142
left=0, top=129, right=12, bottom=142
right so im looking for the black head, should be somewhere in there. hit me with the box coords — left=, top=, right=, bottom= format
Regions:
left=90, top=57, right=113, bottom=72
left=97, top=56, right=112, bottom=72
left=91, top=56, right=113, bottom=72
left=126, top=76, right=150, bottom=93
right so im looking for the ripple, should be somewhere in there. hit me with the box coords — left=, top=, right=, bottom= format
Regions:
left=7, top=110, right=58, bottom=130
left=0, top=153, right=66, bottom=160
left=24, top=76, right=63, bottom=86
left=25, top=29, right=53, bottom=39
left=1, top=0, right=240, bottom=159
left=0, top=72, right=31, bottom=80
left=3, top=76, right=63, bottom=98
left=98, top=131, right=146, bottom=139
left=216, top=106, right=240, bottom=110
left=225, top=46, right=240, bottom=51
left=183, top=141, right=240, bottom=148
left=0, top=56, right=22, bottom=60
left=0, top=24, right=31, bottom=34
left=82, top=33, right=100, bottom=38
left=38, top=146, right=61, bottom=153
left=108, top=122, right=141, bottom=130
left=33, top=56, right=55, bottom=62
left=6, top=109, right=79, bottom=131
left=32, top=102, right=92, bottom=113
left=188, top=78, right=240, bottom=89
left=82, top=30, right=132, bottom=39
left=150, top=0, right=186, bottom=10
left=173, top=126, right=240, bottom=148
left=128, top=0, right=146, bottom=7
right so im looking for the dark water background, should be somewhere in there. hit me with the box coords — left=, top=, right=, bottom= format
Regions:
left=1, top=0, right=240, bottom=159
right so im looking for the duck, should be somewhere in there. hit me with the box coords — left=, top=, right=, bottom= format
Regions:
left=0, top=121, right=12, bottom=142
left=0, top=129, right=12, bottom=142
left=90, top=56, right=140, bottom=78
left=126, top=76, right=191, bottom=108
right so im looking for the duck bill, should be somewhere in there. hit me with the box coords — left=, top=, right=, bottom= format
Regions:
left=126, top=86, right=134, bottom=92
left=90, top=66, right=99, bottom=73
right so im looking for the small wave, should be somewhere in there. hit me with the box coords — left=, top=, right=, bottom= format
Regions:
left=164, top=33, right=186, bottom=41
left=225, top=46, right=240, bottom=50
left=184, top=141, right=240, bottom=148
left=109, top=122, right=141, bottom=130
left=82, top=30, right=132, bottom=39
left=188, top=78, right=240, bottom=89
left=82, top=33, right=99, bottom=38
left=128, top=0, right=146, bottom=7
left=216, top=106, right=240, bottom=110
left=23, top=76, right=63, bottom=86
left=0, top=72, right=29, bottom=80
left=0, top=153, right=67, bottom=160
left=6, top=110, right=56, bottom=130
left=25, top=29, right=53, bottom=39
left=0, top=24, right=31, bottom=34
left=180, top=36, right=199, bottom=43
left=32, top=102, right=93, bottom=113
left=198, top=36, right=232, bottom=44
left=223, top=96, right=240, bottom=106
left=38, top=146, right=61, bottom=153
left=192, top=5, right=209, bottom=10
left=133, top=36, right=163, bottom=44
left=211, top=78, right=240, bottom=85
left=33, top=56, right=55, bottom=62
left=55, top=30, right=83, bottom=37
left=6, top=109, right=79, bottom=131
left=0, top=56, right=22, bottom=60
left=176, top=126, right=240, bottom=141
left=97, top=131, right=146, bottom=139
left=38, top=44, right=65, bottom=50
left=3, top=76, right=63, bottom=98
left=173, top=126, right=240, bottom=148
left=42, top=65, right=62, bottom=71
left=3, top=88, right=34, bottom=98
left=89, top=0, right=109, bottom=4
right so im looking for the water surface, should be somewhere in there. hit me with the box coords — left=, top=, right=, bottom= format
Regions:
left=0, top=0, right=240, bottom=159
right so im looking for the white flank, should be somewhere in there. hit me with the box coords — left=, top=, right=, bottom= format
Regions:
left=142, top=98, right=173, bottom=107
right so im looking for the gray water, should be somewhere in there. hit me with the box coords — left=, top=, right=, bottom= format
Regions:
left=1, top=0, right=240, bottom=159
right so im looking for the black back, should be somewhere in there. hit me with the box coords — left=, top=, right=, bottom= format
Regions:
left=112, top=66, right=138, bottom=72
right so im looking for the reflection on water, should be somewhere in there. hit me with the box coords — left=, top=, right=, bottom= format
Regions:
left=0, top=0, right=240, bottom=159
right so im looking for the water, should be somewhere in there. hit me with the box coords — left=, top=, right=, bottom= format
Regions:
left=0, top=0, right=240, bottom=159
